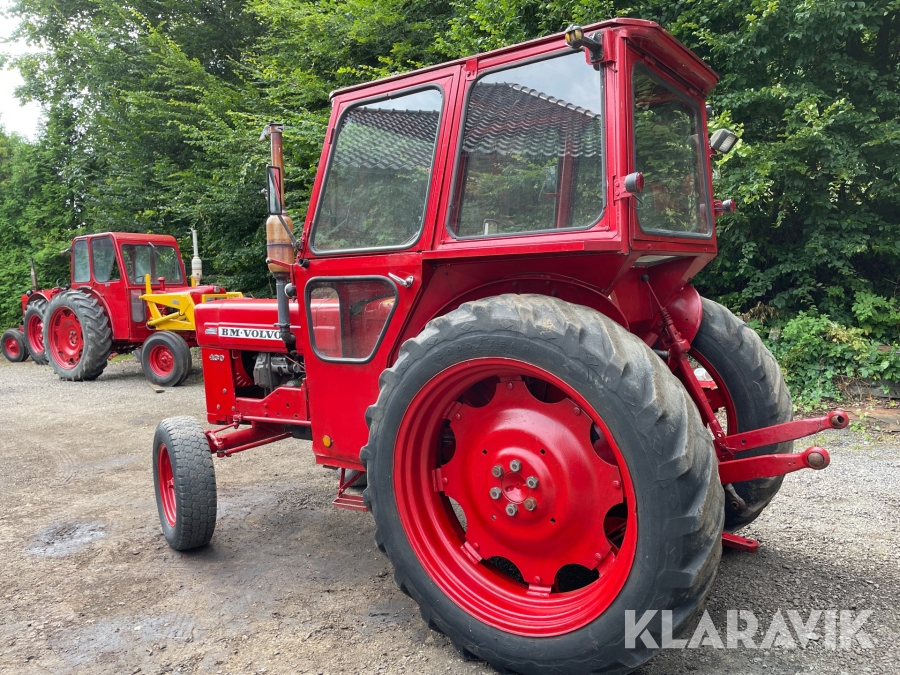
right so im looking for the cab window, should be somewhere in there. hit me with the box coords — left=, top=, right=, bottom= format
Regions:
left=450, top=52, right=605, bottom=238
left=72, top=240, right=90, bottom=283
left=632, top=65, right=711, bottom=236
left=311, top=88, right=444, bottom=253
left=91, top=236, right=120, bottom=282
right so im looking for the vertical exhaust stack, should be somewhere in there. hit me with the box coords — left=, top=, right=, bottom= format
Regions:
left=261, top=122, right=297, bottom=349
left=30, top=257, right=38, bottom=291
left=190, top=228, right=202, bottom=286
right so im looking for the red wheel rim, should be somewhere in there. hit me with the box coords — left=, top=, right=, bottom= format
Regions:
left=26, top=313, right=44, bottom=354
left=394, top=357, right=637, bottom=637
left=148, top=344, right=175, bottom=377
left=48, top=307, right=84, bottom=369
left=4, top=335, right=20, bottom=358
left=689, top=349, right=737, bottom=434
left=158, top=443, right=177, bottom=526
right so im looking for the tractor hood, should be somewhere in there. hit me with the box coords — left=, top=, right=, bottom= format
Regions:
left=195, top=298, right=303, bottom=353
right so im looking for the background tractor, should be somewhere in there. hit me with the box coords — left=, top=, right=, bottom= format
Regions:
left=1, top=231, right=240, bottom=386
left=151, top=19, right=847, bottom=674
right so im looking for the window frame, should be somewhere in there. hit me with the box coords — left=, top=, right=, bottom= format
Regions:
left=308, top=84, right=447, bottom=256
left=304, top=275, right=400, bottom=364
left=631, top=62, right=713, bottom=240
left=445, top=50, right=607, bottom=241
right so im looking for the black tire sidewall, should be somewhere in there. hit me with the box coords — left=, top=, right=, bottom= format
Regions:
left=1, top=329, right=28, bottom=362
left=152, top=417, right=217, bottom=550
left=23, top=301, right=48, bottom=364
left=368, top=313, right=718, bottom=670
left=691, top=298, right=792, bottom=529
left=142, top=332, right=189, bottom=387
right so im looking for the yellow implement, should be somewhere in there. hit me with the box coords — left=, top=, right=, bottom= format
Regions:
left=140, top=275, right=242, bottom=332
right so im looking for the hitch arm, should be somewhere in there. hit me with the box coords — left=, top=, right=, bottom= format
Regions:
left=717, top=410, right=848, bottom=454
left=719, top=446, right=830, bottom=484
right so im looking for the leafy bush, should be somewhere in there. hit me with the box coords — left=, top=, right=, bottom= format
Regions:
left=757, top=312, right=900, bottom=406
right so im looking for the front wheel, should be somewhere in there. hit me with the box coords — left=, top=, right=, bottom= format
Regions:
left=362, top=295, right=723, bottom=674
left=1, top=329, right=27, bottom=362
left=141, top=332, right=192, bottom=387
left=153, top=416, right=217, bottom=550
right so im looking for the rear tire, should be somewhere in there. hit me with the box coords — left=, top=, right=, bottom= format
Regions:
left=24, top=299, right=49, bottom=364
left=1, top=329, right=27, bottom=362
left=362, top=294, right=723, bottom=675
left=153, top=416, right=217, bottom=550
left=43, top=291, right=111, bottom=381
left=141, top=332, right=192, bottom=387
left=690, top=297, right=793, bottom=531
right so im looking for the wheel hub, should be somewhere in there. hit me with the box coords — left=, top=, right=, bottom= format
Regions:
left=50, top=308, right=83, bottom=368
left=439, top=379, right=623, bottom=589
left=149, top=344, right=175, bottom=376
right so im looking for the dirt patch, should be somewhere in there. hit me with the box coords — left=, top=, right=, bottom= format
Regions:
left=0, top=355, right=898, bottom=674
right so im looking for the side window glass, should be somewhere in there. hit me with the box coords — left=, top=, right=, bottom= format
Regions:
left=91, top=237, right=120, bottom=282
left=451, top=52, right=605, bottom=238
left=72, top=240, right=90, bottom=283
left=154, top=246, right=184, bottom=284
left=306, top=279, right=397, bottom=362
left=311, top=89, right=443, bottom=252
left=633, top=65, right=711, bottom=236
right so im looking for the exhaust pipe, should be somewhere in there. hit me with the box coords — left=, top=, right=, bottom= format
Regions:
left=261, top=122, right=296, bottom=349
left=190, top=228, right=202, bottom=286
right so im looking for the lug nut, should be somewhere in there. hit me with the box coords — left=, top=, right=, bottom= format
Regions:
left=489, top=487, right=502, bottom=500
left=491, top=465, right=504, bottom=478
left=526, top=476, right=539, bottom=489
left=509, top=459, right=522, bottom=472
left=524, top=497, right=537, bottom=511
left=505, top=503, right=518, bottom=516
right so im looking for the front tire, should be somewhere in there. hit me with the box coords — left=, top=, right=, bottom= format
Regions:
left=24, top=299, right=49, bottom=364
left=362, top=295, right=723, bottom=675
left=43, top=291, right=112, bottom=381
left=141, top=332, right=192, bottom=387
left=153, top=416, right=217, bottom=550
left=690, top=298, right=793, bottom=531
left=1, top=329, right=27, bottom=362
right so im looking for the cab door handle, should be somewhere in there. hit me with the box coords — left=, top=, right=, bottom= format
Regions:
left=388, top=273, right=414, bottom=289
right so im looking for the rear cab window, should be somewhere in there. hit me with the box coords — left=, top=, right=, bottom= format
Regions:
left=632, top=64, right=711, bottom=237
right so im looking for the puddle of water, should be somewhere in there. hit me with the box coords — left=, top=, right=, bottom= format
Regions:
left=27, top=521, right=106, bottom=557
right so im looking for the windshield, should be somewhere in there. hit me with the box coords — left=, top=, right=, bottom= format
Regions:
left=632, top=64, right=711, bottom=236
left=451, top=51, right=605, bottom=237
left=120, top=244, right=184, bottom=285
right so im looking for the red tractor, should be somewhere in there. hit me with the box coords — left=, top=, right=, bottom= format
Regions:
left=1, top=231, right=238, bottom=386
left=151, top=19, right=847, bottom=674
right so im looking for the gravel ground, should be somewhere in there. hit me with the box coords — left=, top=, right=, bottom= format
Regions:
left=0, top=355, right=898, bottom=675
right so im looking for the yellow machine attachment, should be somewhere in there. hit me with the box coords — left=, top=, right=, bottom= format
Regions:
left=140, top=275, right=242, bottom=332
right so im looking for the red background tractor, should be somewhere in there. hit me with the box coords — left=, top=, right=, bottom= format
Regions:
left=1, top=232, right=235, bottom=386
left=150, top=19, right=847, bottom=674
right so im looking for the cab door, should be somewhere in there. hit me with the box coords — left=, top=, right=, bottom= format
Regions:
left=296, top=65, right=462, bottom=469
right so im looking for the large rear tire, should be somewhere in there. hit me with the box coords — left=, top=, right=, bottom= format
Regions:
left=362, top=295, right=723, bottom=675
left=43, top=291, right=111, bottom=381
left=153, top=416, right=217, bottom=550
left=141, top=331, right=192, bottom=387
left=1, top=329, right=27, bottom=362
left=690, top=297, right=793, bottom=531
left=23, top=299, right=49, bottom=365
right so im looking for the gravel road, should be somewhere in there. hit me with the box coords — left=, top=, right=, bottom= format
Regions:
left=0, top=355, right=898, bottom=675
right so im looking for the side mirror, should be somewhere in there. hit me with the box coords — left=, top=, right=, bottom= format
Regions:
left=266, top=165, right=284, bottom=215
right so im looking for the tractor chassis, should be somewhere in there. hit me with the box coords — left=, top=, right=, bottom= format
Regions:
left=199, top=332, right=847, bottom=553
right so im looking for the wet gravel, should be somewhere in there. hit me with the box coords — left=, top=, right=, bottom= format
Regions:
left=0, top=355, right=898, bottom=675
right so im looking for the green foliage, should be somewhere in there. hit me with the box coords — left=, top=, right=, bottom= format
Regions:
left=761, top=312, right=900, bottom=406
left=0, top=0, right=897, bottom=411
